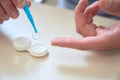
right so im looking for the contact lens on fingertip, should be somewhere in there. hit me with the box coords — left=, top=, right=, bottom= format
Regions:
left=13, top=37, right=48, bottom=57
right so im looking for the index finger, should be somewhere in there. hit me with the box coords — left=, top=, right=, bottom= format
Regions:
left=51, top=36, right=113, bottom=50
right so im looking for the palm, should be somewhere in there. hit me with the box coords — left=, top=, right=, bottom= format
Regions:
left=76, top=13, right=97, bottom=37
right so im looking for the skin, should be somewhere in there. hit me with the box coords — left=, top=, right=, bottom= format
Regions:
left=0, top=0, right=31, bottom=24
left=51, top=0, right=120, bottom=50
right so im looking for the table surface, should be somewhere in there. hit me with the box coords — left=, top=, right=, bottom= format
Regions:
left=0, top=2, right=120, bottom=80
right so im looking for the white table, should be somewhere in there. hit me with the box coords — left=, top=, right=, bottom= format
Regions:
left=0, top=3, right=120, bottom=80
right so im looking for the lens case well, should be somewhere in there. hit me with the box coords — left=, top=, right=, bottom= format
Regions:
left=13, top=37, right=48, bottom=57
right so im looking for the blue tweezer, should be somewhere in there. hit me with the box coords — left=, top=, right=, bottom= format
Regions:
left=23, top=1, right=38, bottom=33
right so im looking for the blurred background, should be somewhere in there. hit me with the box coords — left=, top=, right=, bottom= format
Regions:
left=32, top=0, right=120, bottom=20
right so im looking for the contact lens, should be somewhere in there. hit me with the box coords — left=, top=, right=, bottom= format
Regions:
left=32, top=33, right=40, bottom=40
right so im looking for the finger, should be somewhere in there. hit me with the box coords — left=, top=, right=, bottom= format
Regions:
left=99, top=0, right=120, bottom=16
left=85, top=1, right=99, bottom=17
left=1, top=0, right=19, bottom=19
left=12, top=0, right=31, bottom=8
left=74, top=0, right=97, bottom=37
left=75, top=0, right=89, bottom=33
left=4, top=15, right=10, bottom=20
left=75, top=0, right=88, bottom=13
left=51, top=37, right=112, bottom=50
left=26, top=0, right=31, bottom=7
left=12, top=0, right=24, bottom=8
left=0, top=4, right=8, bottom=21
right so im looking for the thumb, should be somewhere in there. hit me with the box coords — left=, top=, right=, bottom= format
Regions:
left=99, top=0, right=120, bottom=17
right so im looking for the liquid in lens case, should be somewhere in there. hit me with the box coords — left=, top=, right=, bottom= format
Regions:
left=13, top=37, right=48, bottom=57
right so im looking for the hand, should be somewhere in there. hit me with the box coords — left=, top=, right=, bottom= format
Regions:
left=51, top=0, right=120, bottom=50
left=0, top=0, right=31, bottom=24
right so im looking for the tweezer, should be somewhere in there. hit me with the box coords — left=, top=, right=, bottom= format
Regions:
left=23, top=0, right=38, bottom=33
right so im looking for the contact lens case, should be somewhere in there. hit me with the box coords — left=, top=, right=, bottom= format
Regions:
left=13, top=37, right=48, bottom=57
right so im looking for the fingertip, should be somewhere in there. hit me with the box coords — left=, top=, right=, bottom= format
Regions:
left=12, top=0, right=24, bottom=8
left=27, top=0, right=31, bottom=7
left=51, top=39, right=57, bottom=46
left=18, top=2, right=25, bottom=8
left=99, top=0, right=110, bottom=8
left=12, top=0, right=31, bottom=8
left=75, top=0, right=88, bottom=13
left=11, top=10, right=19, bottom=19
left=85, top=1, right=99, bottom=16
left=51, top=38, right=65, bottom=46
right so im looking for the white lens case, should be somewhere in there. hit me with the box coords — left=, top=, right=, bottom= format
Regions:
left=13, top=37, right=48, bottom=57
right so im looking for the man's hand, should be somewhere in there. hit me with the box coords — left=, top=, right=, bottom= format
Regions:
left=51, top=0, right=120, bottom=50
left=0, top=0, right=31, bottom=24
